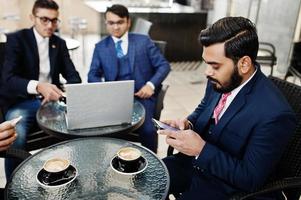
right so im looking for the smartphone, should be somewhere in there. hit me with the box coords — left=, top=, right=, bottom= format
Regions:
left=152, top=118, right=179, bottom=131
left=10, top=116, right=23, bottom=126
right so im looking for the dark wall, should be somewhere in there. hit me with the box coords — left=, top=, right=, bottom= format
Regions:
left=101, top=12, right=207, bottom=62
left=147, top=13, right=207, bottom=62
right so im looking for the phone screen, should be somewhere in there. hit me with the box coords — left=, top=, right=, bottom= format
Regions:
left=152, top=118, right=179, bottom=131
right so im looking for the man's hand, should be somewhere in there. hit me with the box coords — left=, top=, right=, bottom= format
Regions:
left=0, top=121, right=17, bottom=152
left=158, top=129, right=205, bottom=156
left=37, top=82, right=63, bottom=104
left=161, top=118, right=191, bottom=130
left=134, top=84, right=154, bottom=99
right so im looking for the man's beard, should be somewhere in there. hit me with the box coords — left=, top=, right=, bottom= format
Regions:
left=207, top=65, right=243, bottom=93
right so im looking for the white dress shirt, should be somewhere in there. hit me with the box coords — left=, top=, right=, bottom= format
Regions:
left=27, top=28, right=51, bottom=94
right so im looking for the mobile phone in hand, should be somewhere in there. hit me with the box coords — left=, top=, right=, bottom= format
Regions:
left=10, top=116, right=22, bottom=126
left=152, top=118, right=179, bottom=131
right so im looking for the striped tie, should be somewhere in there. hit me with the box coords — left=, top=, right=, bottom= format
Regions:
left=213, top=92, right=231, bottom=124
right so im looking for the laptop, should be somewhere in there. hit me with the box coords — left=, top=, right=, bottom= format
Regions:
left=65, top=80, right=134, bottom=130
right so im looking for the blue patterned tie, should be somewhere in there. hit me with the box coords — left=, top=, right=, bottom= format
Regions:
left=115, top=40, right=124, bottom=58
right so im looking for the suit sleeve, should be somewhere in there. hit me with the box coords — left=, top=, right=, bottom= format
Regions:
left=88, top=44, right=104, bottom=82
left=146, top=38, right=170, bottom=87
left=2, top=34, right=30, bottom=97
left=59, top=40, right=81, bottom=84
left=194, top=112, right=296, bottom=192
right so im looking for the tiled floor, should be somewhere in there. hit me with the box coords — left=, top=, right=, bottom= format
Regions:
left=0, top=34, right=298, bottom=200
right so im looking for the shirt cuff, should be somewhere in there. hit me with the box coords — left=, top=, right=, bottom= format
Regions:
left=146, top=81, right=155, bottom=90
left=27, top=80, right=39, bottom=94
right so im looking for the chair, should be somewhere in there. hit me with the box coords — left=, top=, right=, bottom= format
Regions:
left=153, top=40, right=167, bottom=56
left=25, top=127, right=64, bottom=151
left=285, top=41, right=301, bottom=82
left=230, top=76, right=301, bottom=200
left=256, top=42, right=277, bottom=75
left=131, top=18, right=153, bottom=35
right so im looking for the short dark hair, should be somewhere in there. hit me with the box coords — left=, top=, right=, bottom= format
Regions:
left=199, top=16, right=258, bottom=64
left=105, top=4, right=129, bottom=19
left=32, top=0, right=59, bottom=15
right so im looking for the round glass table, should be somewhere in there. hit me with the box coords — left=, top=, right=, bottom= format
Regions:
left=36, top=101, right=145, bottom=139
left=5, top=138, right=170, bottom=200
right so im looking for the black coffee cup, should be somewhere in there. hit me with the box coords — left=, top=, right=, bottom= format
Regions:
left=116, top=147, right=142, bottom=173
left=42, top=158, right=70, bottom=184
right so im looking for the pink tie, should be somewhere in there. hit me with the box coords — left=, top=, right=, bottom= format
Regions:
left=213, top=92, right=231, bottom=124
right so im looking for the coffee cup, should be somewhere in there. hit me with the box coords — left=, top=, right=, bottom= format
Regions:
left=43, top=158, right=70, bottom=173
left=42, top=158, right=70, bottom=184
left=116, top=147, right=142, bottom=172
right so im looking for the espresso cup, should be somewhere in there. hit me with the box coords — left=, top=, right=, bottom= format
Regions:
left=116, top=147, right=142, bottom=172
left=42, top=158, right=70, bottom=184
left=43, top=158, right=70, bottom=173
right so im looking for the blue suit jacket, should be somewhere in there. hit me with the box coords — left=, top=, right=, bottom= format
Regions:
left=88, top=33, right=170, bottom=94
left=187, top=68, right=296, bottom=195
left=1, top=28, right=81, bottom=108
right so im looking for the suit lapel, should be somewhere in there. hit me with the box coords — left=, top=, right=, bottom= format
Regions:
left=128, top=34, right=136, bottom=72
left=195, top=91, right=220, bottom=132
left=49, top=36, right=57, bottom=79
left=105, top=38, right=118, bottom=80
left=212, top=94, right=246, bottom=142
left=207, top=93, right=221, bottom=122
left=28, top=28, right=39, bottom=77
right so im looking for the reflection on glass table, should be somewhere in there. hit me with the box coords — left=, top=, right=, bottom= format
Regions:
left=36, top=101, right=145, bottom=139
left=5, top=138, right=170, bottom=200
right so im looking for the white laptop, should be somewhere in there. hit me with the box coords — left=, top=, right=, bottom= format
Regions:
left=65, top=80, right=134, bottom=130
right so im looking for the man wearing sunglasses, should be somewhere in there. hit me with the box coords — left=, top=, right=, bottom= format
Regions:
left=1, top=0, right=81, bottom=179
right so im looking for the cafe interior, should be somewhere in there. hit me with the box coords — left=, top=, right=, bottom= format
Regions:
left=1, top=0, right=301, bottom=199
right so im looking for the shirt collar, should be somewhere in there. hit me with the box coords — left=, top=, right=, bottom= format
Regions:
left=33, top=27, right=49, bottom=44
left=112, top=32, right=128, bottom=44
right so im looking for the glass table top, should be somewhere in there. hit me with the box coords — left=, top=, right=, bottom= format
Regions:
left=5, top=138, right=169, bottom=200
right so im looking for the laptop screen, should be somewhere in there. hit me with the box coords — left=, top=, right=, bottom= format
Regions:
left=65, top=80, right=134, bottom=130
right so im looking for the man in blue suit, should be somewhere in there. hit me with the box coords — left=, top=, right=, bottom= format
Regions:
left=1, top=0, right=81, bottom=178
left=88, top=4, right=170, bottom=153
left=159, top=17, right=296, bottom=199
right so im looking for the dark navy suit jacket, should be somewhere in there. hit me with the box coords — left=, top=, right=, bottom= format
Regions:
left=1, top=28, right=81, bottom=108
left=186, top=68, right=296, bottom=196
left=88, top=33, right=170, bottom=94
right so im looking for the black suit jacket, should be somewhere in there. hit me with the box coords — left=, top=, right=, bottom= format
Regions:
left=1, top=28, right=81, bottom=108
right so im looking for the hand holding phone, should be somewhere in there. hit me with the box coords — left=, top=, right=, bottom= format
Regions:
left=152, top=118, right=179, bottom=131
